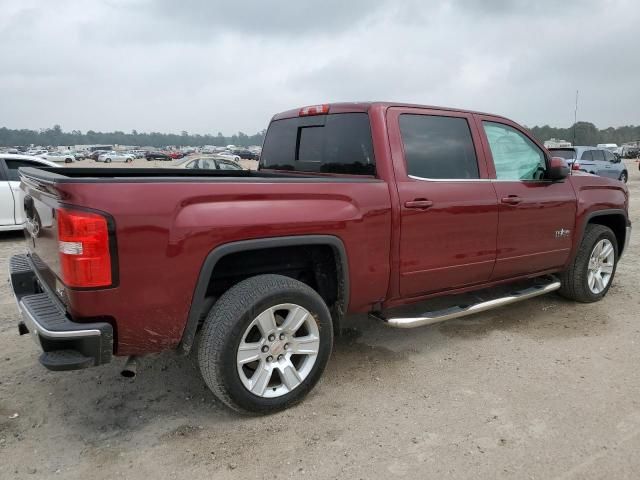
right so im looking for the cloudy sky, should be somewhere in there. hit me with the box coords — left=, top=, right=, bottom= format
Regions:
left=1, top=0, right=638, bottom=135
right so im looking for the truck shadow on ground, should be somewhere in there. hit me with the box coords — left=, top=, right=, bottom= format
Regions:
left=23, top=290, right=612, bottom=444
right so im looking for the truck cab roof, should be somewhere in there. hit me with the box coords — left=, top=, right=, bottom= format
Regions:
left=271, top=101, right=511, bottom=122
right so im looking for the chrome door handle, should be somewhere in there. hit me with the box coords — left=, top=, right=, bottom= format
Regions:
left=404, top=199, right=433, bottom=209
left=501, top=196, right=522, bottom=205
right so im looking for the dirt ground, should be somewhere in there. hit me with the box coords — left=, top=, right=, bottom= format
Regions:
left=1, top=160, right=639, bottom=480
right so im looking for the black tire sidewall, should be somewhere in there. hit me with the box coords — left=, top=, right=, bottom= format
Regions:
left=200, top=277, right=333, bottom=414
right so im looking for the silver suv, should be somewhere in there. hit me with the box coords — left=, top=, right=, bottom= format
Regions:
left=549, top=146, right=628, bottom=183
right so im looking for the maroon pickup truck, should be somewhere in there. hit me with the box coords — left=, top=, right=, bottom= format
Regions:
left=11, top=102, right=631, bottom=413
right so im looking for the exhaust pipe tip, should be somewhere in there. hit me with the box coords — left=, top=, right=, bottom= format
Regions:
left=121, top=356, right=138, bottom=378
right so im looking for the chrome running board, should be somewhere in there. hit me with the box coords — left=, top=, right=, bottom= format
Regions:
left=370, top=277, right=561, bottom=329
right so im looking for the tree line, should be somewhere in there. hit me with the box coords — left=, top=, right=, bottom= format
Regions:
left=528, top=122, right=639, bottom=146
left=0, top=125, right=266, bottom=148
left=1, top=122, right=639, bottom=148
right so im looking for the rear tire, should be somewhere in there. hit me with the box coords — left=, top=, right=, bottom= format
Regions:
left=558, top=224, right=618, bottom=303
left=106, top=158, right=112, bottom=163
left=619, top=171, right=628, bottom=183
left=198, top=274, right=333, bottom=414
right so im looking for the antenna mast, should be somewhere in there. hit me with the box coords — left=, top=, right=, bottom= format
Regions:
left=572, top=89, right=579, bottom=145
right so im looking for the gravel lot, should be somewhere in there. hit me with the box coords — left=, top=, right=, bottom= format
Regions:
left=0, top=161, right=639, bottom=479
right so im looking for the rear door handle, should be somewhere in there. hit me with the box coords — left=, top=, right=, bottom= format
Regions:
left=501, top=195, right=522, bottom=205
left=404, top=199, right=433, bottom=209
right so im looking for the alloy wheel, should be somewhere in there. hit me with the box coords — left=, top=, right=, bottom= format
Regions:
left=587, top=239, right=615, bottom=294
left=236, top=303, right=320, bottom=398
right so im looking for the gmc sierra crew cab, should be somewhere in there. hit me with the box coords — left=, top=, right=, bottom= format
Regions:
left=10, top=102, right=631, bottom=414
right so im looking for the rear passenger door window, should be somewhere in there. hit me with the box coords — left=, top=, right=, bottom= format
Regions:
left=216, top=160, right=242, bottom=170
left=399, top=114, right=479, bottom=179
left=581, top=150, right=594, bottom=161
left=199, top=158, right=215, bottom=169
left=482, top=122, right=546, bottom=180
left=591, top=150, right=605, bottom=162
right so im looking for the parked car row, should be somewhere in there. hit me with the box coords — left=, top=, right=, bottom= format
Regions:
left=171, top=156, right=244, bottom=170
left=0, top=151, right=246, bottom=234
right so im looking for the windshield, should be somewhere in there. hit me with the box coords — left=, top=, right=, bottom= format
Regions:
left=549, top=148, right=576, bottom=160
left=260, top=113, right=375, bottom=175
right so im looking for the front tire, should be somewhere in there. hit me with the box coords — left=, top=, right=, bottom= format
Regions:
left=619, top=171, right=628, bottom=183
left=558, top=224, right=618, bottom=303
left=198, top=274, right=333, bottom=414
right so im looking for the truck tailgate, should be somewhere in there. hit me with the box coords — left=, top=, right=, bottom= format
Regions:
left=21, top=174, right=64, bottom=296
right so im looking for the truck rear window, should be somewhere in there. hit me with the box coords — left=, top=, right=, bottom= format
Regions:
left=260, top=113, right=376, bottom=175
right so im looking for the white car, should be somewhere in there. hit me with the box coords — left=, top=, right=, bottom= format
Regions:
left=216, top=151, right=242, bottom=162
left=27, top=149, right=47, bottom=156
left=39, top=151, right=76, bottom=164
left=0, top=154, right=58, bottom=232
left=97, top=151, right=134, bottom=163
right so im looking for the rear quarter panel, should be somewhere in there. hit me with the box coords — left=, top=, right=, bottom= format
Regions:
left=55, top=179, right=392, bottom=355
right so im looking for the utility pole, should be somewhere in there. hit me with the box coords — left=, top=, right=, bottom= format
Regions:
left=572, top=90, right=579, bottom=146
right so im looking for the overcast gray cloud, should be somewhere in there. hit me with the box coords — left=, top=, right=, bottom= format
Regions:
left=0, top=0, right=638, bottom=135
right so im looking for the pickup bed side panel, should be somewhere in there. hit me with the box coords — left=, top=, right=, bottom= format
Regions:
left=56, top=180, right=392, bottom=355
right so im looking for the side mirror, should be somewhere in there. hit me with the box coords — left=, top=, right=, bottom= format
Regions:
left=548, top=157, right=569, bottom=180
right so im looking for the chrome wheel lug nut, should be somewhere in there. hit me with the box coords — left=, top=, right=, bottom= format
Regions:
left=268, top=334, right=275, bottom=342
left=261, top=345, right=269, bottom=353
left=279, top=333, right=285, bottom=340
left=277, top=354, right=284, bottom=361
left=266, top=355, right=273, bottom=362
left=284, top=343, right=289, bottom=350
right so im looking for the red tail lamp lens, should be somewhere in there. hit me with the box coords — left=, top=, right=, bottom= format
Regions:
left=57, top=208, right=112, bottom=287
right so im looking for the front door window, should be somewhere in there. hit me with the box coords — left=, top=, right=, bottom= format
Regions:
left=482, top=122, right=546, bottom=180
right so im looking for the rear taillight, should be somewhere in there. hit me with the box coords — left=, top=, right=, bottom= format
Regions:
left=57, top=208, right=112, bottom=288
left=299, top=104, right=329, bottom=116
left=571, top=161, right=580, bottom=171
